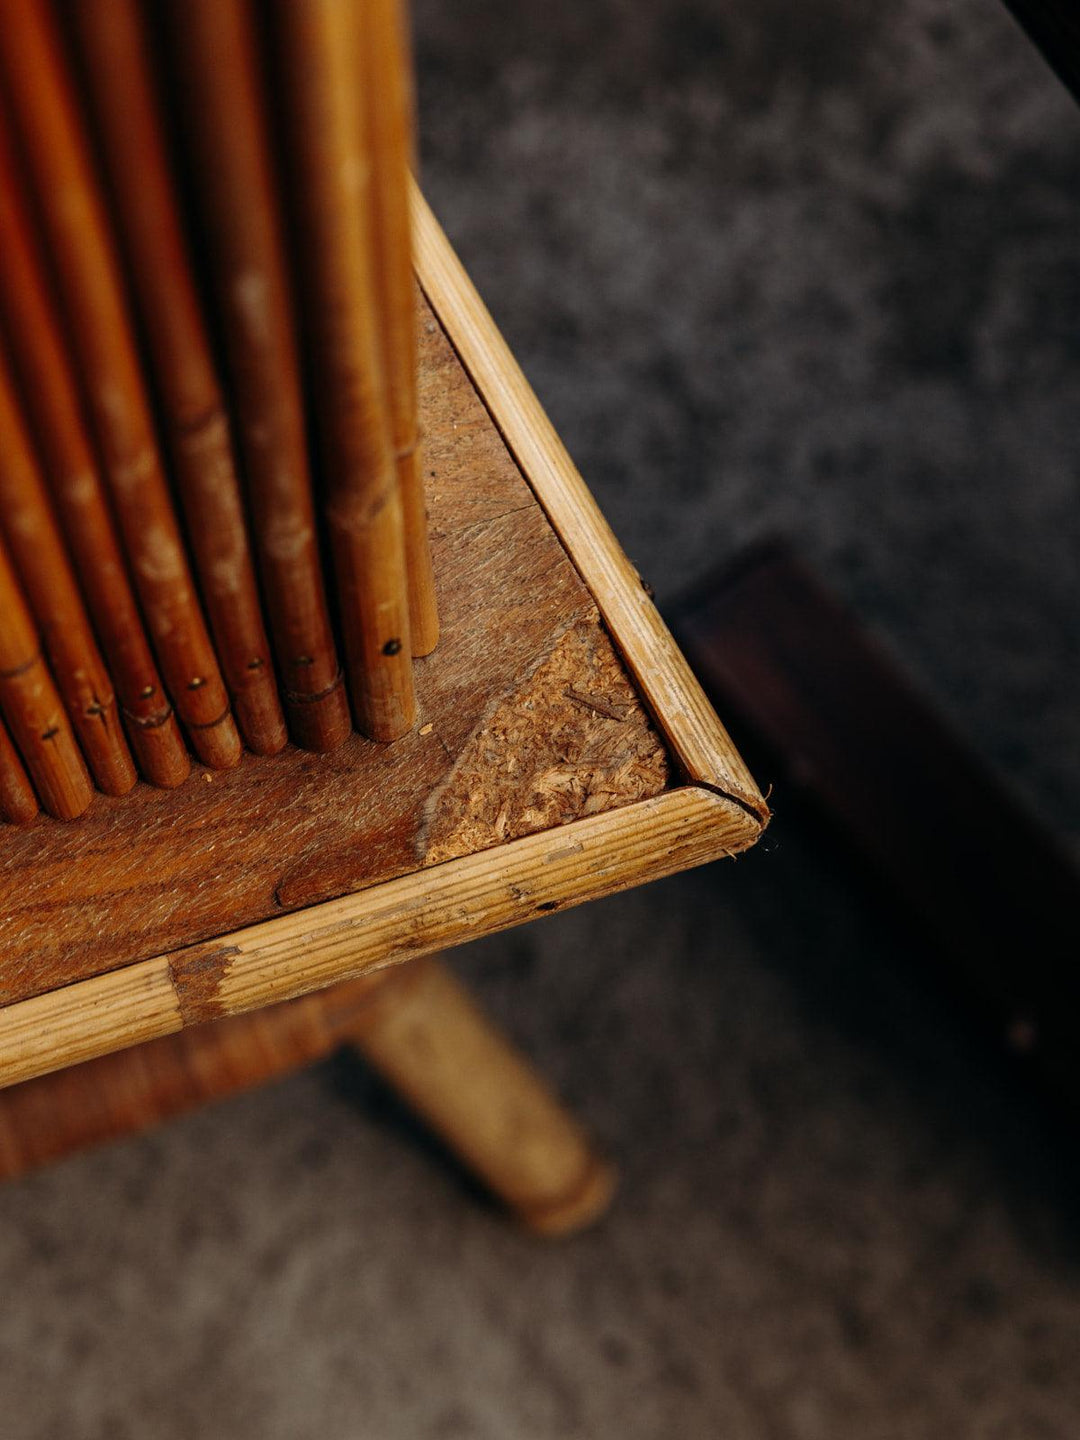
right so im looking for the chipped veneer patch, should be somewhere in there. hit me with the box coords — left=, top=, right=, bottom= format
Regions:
left=419, top=612, right=670, bottom=866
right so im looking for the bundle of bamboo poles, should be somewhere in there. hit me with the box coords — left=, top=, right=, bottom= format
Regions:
left=0, top=0, right=438, bottom=823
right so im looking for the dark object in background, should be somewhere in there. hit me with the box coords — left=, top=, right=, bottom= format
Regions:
left=1001, top=0, right=1080, bottom=105
left=671, top=540, right=1080, bottom=1108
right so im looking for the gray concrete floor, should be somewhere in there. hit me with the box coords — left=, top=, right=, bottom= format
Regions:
left=3, top=1, right=1080, bottom=1435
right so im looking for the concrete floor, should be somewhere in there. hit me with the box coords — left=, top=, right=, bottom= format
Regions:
left=2, top=1, right=1080, bottom=1435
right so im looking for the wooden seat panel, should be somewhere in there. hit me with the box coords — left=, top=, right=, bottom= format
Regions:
left=0, top=295, right=671, bottom=1006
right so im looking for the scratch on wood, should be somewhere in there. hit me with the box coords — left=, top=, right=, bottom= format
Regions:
left=168, top=944, right=241, bottom=1025
left=563, top=686, right=630, bottom=721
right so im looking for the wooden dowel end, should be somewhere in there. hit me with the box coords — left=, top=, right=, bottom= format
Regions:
left=327, top=489, right=417, bottom=742
left=185, top=711, right=243, bottom=771
left=0, top=713, right=38, bottom=824
left=121, top=708, right=191, bottom=789
left=280, top=675, right=351, bottom=755
left=0, top=652, right=93, bottom=822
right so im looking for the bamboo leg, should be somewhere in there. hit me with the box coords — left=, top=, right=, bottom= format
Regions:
left=347, top=958, right=616, bottom=1236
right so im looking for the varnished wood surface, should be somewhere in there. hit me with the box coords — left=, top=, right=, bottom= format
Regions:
left=0, top=294, right=672, bottom=1007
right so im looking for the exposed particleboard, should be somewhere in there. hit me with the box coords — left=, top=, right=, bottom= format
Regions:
left=421, top=614, right=670, bottom=866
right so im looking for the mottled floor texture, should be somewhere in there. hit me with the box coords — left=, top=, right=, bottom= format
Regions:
left=3, top=1, right=1080, bottom=1436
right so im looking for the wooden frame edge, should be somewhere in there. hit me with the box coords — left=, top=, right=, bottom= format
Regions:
left=0, top=786, right=756, bottom=1089
left=410, top=181, right=768, bottom=824
left=0, top=207, right=767, bottom=1092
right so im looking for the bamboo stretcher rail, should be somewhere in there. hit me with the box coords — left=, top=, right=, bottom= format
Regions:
left=166, top=0, right=351, bottom=754
left=0, top=0, right=241, bottom=771
left=71, top=0, right=287, bottom=758
left=276, top=0, right=417, bottom=741
left=0, top=957, right=615, bottom=1233
left=0, top=111, right=190, bottom=789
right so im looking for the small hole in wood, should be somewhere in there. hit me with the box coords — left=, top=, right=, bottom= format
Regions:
left=382, top=638, right=402, bottom=656
left=140, top=684, right=155, bottom=699
left=293, top=655, right=314, bottom=667
left=41, top=727, right=60, bottom=742
left=247, top=657, right=265, bottom=670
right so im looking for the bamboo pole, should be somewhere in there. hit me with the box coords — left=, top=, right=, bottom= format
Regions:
left=348, top=958, right=616, bottom=1234
left=163, top=0, right=351, bottom=752
left=0, top=534, right=93, bottom=821
left=0, top=340, right=136, bottom=796
left=0, top=113, right=190, bottom=789
left=276, top=0, right=417, bottom=741
left=70, top=0, right=286, bottom=758
left=0, top=0, right=241, bottom=771
left=362, top=0, right=439, bottom=656
left=0, top=713, right=38, bottom=826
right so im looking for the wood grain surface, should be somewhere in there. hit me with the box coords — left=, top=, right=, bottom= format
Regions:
left=0, top=788, right=757, bottom=1088
left=0, top=294, right=672, bottom=1006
